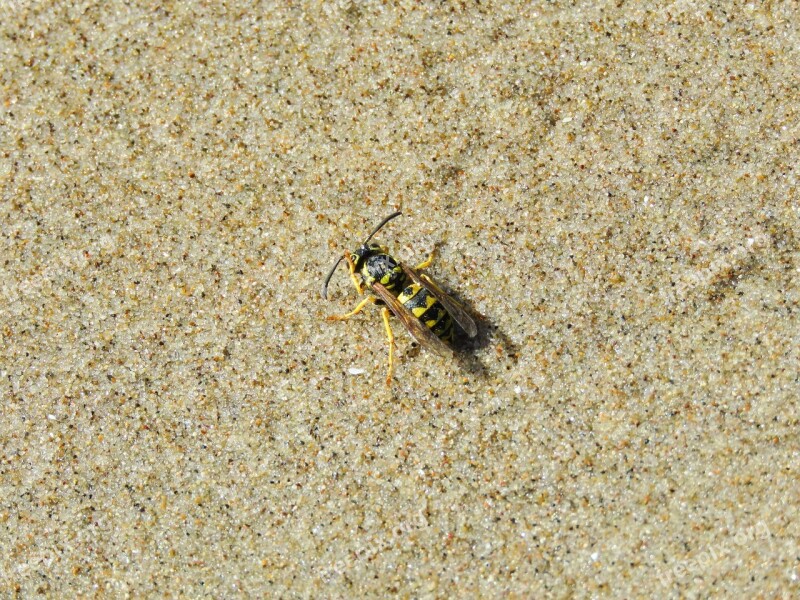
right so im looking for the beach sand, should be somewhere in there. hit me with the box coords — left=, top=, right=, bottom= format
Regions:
left=2, top=1, right=798, bottom=596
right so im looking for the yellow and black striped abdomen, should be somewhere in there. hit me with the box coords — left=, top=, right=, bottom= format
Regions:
left=397, top=283, right=454, bottom=342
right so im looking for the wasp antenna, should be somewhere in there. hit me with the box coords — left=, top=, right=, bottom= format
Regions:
left=363, top=211, right=402, bottom=245
left=321, top=255, right=344, bottom=300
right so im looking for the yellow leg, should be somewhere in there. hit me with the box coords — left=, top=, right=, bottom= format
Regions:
left=381, top=307, right=396, bottom=385
left=328, top=295, right=374, bottom=321
left=415, top=250, right=435, bottom=270
left=344, top=253, right=364, bottom=294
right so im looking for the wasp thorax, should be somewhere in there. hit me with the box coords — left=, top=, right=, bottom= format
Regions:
left=357, top=246, right=405, bottom=293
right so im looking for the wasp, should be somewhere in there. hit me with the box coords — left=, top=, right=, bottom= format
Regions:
left=322, top=211, right=477, bottom=384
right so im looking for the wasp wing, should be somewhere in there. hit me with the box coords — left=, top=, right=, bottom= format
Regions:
left=371, top=282, right=453, bottom=358
left=401, top=265, right=478, bottom=338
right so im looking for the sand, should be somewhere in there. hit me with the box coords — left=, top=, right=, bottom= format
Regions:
left=1, top=0, right=798, bottom=597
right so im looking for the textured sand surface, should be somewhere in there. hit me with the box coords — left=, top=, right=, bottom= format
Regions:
left=2, top=1, right=799, bottom=597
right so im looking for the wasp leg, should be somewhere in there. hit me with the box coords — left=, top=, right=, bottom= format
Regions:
left=381, top=306, right=396, bottom=385
left=327, top=295, right=375, bottom=321
left=344, top=253, right=364, bottom=295
left=415, top=250, right=436, bottom=270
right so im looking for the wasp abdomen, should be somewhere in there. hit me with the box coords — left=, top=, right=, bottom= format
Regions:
left=397, top=284, right=454, bottom=342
